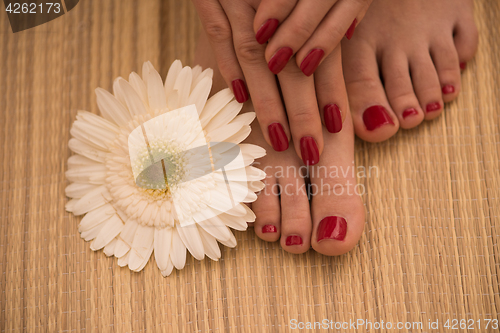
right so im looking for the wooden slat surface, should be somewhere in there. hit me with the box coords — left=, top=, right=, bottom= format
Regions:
left=0, top=0, right=499, bottom=332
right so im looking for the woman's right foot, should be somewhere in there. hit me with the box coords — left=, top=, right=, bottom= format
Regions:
left=342, top=0, right=478, bottom=142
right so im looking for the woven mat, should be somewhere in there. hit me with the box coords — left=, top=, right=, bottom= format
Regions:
left=1, top=1, right=499, bottom=332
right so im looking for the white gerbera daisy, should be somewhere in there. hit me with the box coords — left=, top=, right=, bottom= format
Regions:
left=65, top=60, right=266, bottom=276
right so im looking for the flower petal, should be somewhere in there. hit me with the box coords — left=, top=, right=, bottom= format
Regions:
left=129, top=72, right=148, bottom=106
left=78, top=203, right=116, bottom=232
left=118, top=78, right=148, bottom=116
left=68, top=139, right=107, bottom=163
left=174, top=66, right=193, bottom=108
left=154, top=227, right=172, bottom=271
left=128, top=224, right=155, bottom=271
left=65, top=183, right=99, bottom=199
left=218, top=230, right=237, bottom=248
left=204, top=100, right=242, bottom=134
left=239, top=144, right=266, bottom=159
left=161, top=258, right=174, bottom=277
left=143, top=61, right=167, bottom=110
left=188, top=76, right=212, bottom=115
left=72, top=185, right=111, bottom=216
left=177, top=224, right=205, bottom=260
left=164, top=60, right=183, bottom=100
left=170, top=227, right=187, bottom=270
left=90, top=215, right=124, bottom=251
left=95, top=87, right=132, bottom=126
left=103, top=238, right=117, bottom=257
left=200, top=88, right=234, bottom=127
left=198, top=227, right=221, bottom=261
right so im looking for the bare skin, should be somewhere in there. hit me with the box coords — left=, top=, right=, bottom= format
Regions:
left=342, top=0, right=478, bottom=142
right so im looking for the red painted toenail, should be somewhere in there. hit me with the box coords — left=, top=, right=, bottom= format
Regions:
left=268, top=47, right=293, bottom=74
left=363, top=105, right=394, bottom=131
left=324, top=104, right=343, bottom=133
left=285, top=235, right=303, bottom=246
left=300, top=136, right=320, bottom=165
left=402, top=108, right=419, bottom=119
left=345, top=19, right=357, bottom=40
left=300, top=48, right=325, bottom=76
left=262, top=225, right=277, bottom=233
left=317, top=216, right=347, bottom=242
left=256, top=18, right=279, bottom=44
left=442, top=85, right=455, bottom=94
left=268, top=123, right=289, bottom=152
left=426, top=102, right=441, bottom=112
left=460, top=62, right=467, bottom=70
left=231, top=79, right=249, bottom=103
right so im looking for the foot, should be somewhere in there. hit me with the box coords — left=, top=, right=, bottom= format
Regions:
left=195, top=35, right=365, bottom=255
left=342, top=0, right=478, bottom=142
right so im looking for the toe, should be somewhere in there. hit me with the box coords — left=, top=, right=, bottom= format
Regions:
left=252, top=169, right=281, bottom=242
left=381, top=49, right=424, bottom=129
left=278, top=174, right=311, bottom=253
left=410, top=52, right=444, bottom=121
left=430, top=37, right=461, bottom=103
left=310, top=114, right=365, bottom=256
left=453, top=12, right=479, bottom=68
left=342, top=41, right=399, bottom=142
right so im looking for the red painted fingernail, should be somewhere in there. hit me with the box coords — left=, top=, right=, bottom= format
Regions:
left=231, top=79, right=249, bottom=103
left=363, top=105, right=394, bottom=131
left=317, top=216, right=347, bottom=242
left=345, top=19, right=357, bottom=40
left=300, top=48, right=325, bottom=76
left=324, top=104, right=342, bottom=133
left=262, top=225, right=277, bottom=233
left=268, top=123, right=289, bottom=152
left=300, top=136, right=319, bottom=165
left=402, top=108, right=419, bottom=119
left=426, top=102, right=441, bottom=112
left=442, top=85, right=455, bottom=94
left=268, top=47, right=293, bottom=74
left=285, top=235, right=303, bottom=246
left=460, top=62, right=466, bottom=70
left=256, top=18, right=279, bottom=44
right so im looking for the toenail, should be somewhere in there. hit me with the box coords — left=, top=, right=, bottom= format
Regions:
left=426, top=102, right=441, bottom=113
left=285, top=235, right=303, bottom=246
left=362, top=105, right=395, bottom=131
left=460, top=62, right=467, bottom=71
left=316, top=216, right=347, bottom=242
left=268, top=47, right=294, bottom=74
left=300, top=136, right=320, bottom=165
left=324, top=104, right=342, bottom=133
left=256, top=18, right=279, bottom=44
left=442, top=85, right=455, bottom=94
left=268, top=123, right=289, bottom=152
left=345, top=19, right=357, bottom=40
left=402, top=108, right=419, bottom=119
left=262, top=225, right=277, bottom=233
left=300, top=49, right=325, bottom=76
left=231, top=79, right=249, bottom=103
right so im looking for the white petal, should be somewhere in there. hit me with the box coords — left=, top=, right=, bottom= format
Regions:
left=218, top=230, right=237, bottom=248
left=75, top=111, right=120, bottom=136
left=68, top=139, right=107, bottom=163
left=66, top=164, right=107, bottom=185
left=118, top=78, right=148, bottom=116
left=95, top=87, right=132, bottom=126
left=208, top=122, right=246, bottom=143
left=171, top=227, right=187, bottom=270
left=65, top=199, right=78, bottom=212
left=225, top=126, right=251, bottom=144
left=80, top=221, right=106, bottom=242
left=72, top=185, right=111, bottom=216
left=239, top=144, right=266, bottom=159
left=192, top=68, right=213, bottom=90
left=117, top=251, right=130, bottom=267
left=113, top=239, right=131, bottom=259
left=218, top=213, right=247, bottom=231
left=143, top=61, right=167, bottom=110
left=78, top=203, right=116, bottom=232
left=103, top=238, right=117, bottom=257
left=161, top=258, right=174, bottom=277
left=164, top=60, right=183, bottom=100
left=196, top=216, right=232, bottom=242
left=188, top=76, right=212, bottom=115
left=65, top=183, right=98, bottom=199
left=133, top=243, right=154, bottom=272
left=191, top=65, right=202, bottom=89
left=177, top=224, right=205, bottom=260
left=245, top=180, right=265, bottom=193
left=90, top=215, right=124, bottom=251
left=204, top=100, right=242, bottom=133
left=129, top=72, right=148, bottom=106
left=174, top=66, right=193, bottom=108
left=128, top=225, right=154, bottom=271
left=242, top=204, right=256, bottom=222
left=200, top=88, right=233, bottom=127
left=229, top=112, right=255, bottom=127
left=198, top=227, right=221, bottom=261
left=67, top=155, right=96, bottom=167
left=154, top=227, right=172, bottom=271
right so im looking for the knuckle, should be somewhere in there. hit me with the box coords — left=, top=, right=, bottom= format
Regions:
left=236, top=37, right=265, bottom=64
left=204, top=20, right=232, bottom=43
left=289, top=17, right=316, bottom=41
left=290, top=106, right=316, bottom=123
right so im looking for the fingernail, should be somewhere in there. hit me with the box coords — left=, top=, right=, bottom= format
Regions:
left=268, top=123, right=289, bottom=152
left=300, top=49, right=325, bottom=76
left=268, top=47, right=293, bottom=74
left=256, top=18, right=279, bottom=44
left=363, top=105, right=394, bottom=131
left=231, top=79, right=249, bottom=103
left=442, top=85, right=455, bottom=94
left=460, top=62, right=466, bottom=70
left=345, top=19, right=357, bottom=40
left=262, top=225, right=277, bottom=233
left=426, top=102, right=441, bottom=112
left=317, top=216, right=347, bottom=242
left=285, top=235, right=303, bottom=246
left=324, top=104, right=342, bottom=133
left=402, top=108, right=419, bottom=119
left=300, top=136, right=319, bottom=165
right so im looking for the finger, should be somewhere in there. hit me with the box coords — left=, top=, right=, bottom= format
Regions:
left=314, top=46, right=347, bottom=134
left=220, top=0, right=291, bottom=152
left=278, top=60, right=323, bottom=165
left=253, top=0, right=298, bottom=44
left=264, top=0, right=337, bottom=74
left=296, top=0, right=372, bottom=76
left=193, top=0, right=249, bottom=103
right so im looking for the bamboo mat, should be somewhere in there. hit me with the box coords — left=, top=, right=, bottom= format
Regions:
left=0, top=0, right=499, bottom=332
